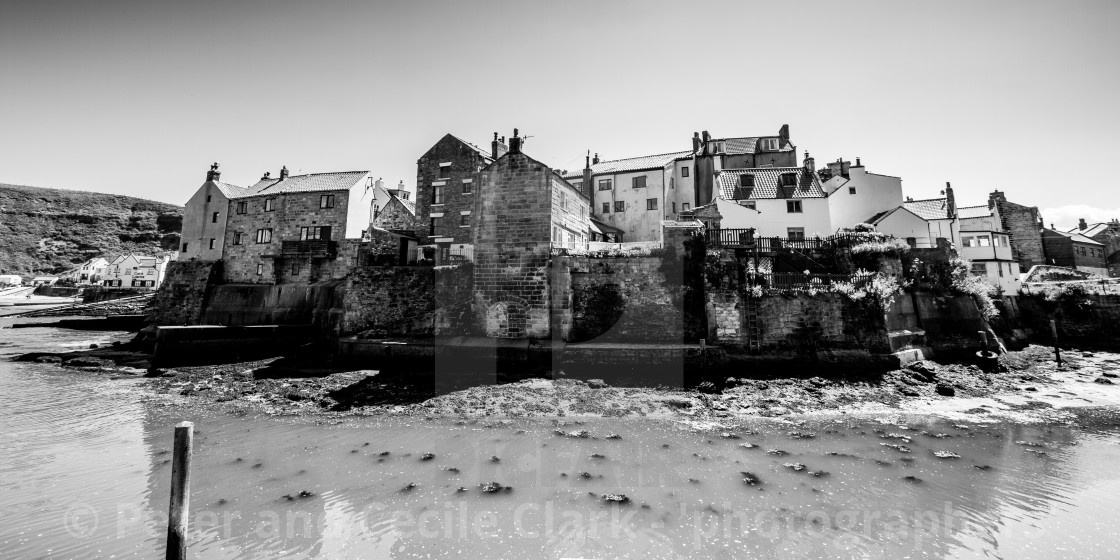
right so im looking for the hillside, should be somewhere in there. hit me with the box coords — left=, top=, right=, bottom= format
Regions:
left=0, top=183, right=183, bottom=278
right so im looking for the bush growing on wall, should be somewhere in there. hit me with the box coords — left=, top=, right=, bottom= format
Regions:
left=948, top=257, right=1000, bottom=320
left=829, top=269, right=905, bottom=312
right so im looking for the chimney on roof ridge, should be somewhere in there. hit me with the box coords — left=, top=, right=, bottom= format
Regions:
left=692, top=132, right=701, bottom=154
left=803, top=151, right=815, bottom=174
left=779, top=124, right=790, bottom=143
left=853, top=157, right=862, bottom=167
left=261, top=171, right=271, bottom=180
left=206, top=162, right=220, bottom=182
left=279, top=166, right=289, bottom=180
left=593, top=153, right=599, bottom=165
left=491, top=131, right=508, bottom=159
left=944, top=181, right=956, bottom=219
left=509, top=129, right=522, bottom=154
left=906, top=196, right=913, bottom=202
left=1079, top=218, right=1088, bottom=231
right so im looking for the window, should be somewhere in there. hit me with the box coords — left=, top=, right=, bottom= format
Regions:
left=977, top=235, right=991, bottom=247
left=255, top=228, right=272, bottom=243
left=300, top=226, right=329, bottom=241
left=291, top=262, right=300, bottom=275
left=603, top=203, right=610, bottom=214
left=761, top=138, right=779, bottom=151
left=599, top=179, right=612, bottom=191
left=256, top=263, right=263, bottom=275
left=672, top=202, right=677, bottom=214
left=572, top=181, right=582, bottom=192
left=614, top=201, right=625, bottom=212
left=647, top=198, right=657, bottom=210
left=208, top=238, right=216, bottom=250
left=233, top=233, right=244, bottom=245
left=681, top=167, right=689, bottom=178
left=849, top=186, right=857, bottom=195
left=430, top=216, right=441, bottom=235
left=236, top=201, right=247, bottom=214
left=211, top=211, right=219, bottom=224
left=632, top=176, right=646, bottom=189
left=780, top=173, right=797, bottom=187
left=462, top=182, right=472, bottom=194
left=971, top=263, right=987, bottom=276
left=787, top=227, right=805, bottom=240
left=786, top=200, right=803, bottom=213
left=206, top=195, right=212, bottom=203
left=182, top=243, right=188, bottom=252
left=560, top=191, right=569, bottom=211
left=682, top=203, right=690, bottom=212
left=740, top=174, right=755, bottom=188
left=432, top=185, right=445, bottom=204
left=320, top=194, right=335, bottom=209
left=265, top=198, right=277, bottom=212
left=998, top=263, right=1004, bottom=277
left=962, top=237, right=974, bottom=247
left=740, top=200, right=757, bottom=210
left=460, top=213, right=470, bottom=227
left=438, top=164, right=451, bottom=179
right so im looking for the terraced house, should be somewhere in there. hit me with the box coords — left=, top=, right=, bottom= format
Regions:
left=693, top=164, right=830, bottom=239
left=221, top=168, right=373, bottom=283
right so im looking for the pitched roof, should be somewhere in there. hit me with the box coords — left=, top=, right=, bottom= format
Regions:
left=1054, top=230, right=1104, bottom=245
left=212, top=181, right=247, bottom=198
left=448, top=134, right=495, bottom=164
left=1069, top=222, right=1118, bottom=238
left=386, top=193, right=416, bottom=216
left=903, top=198, right=951, bottom=221
left=715, top=167, right=825, bottom=200
left=235, top=171, right=369, bottom=198
left=563, top=151, right=691, bottom=179
left=717, top=136, right=794, bottom=154
left=956, top=205, right=991, bottom=219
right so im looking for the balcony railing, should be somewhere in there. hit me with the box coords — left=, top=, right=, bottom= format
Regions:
left=753, top=272, right=873, bottom=292
left=281, top=240, right=336, bottom=258
left=705, top=230, right=864, bottom=251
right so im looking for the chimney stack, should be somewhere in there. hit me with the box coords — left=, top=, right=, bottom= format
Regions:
left=853, top=157, right=862, bottom=167
left=692, top=132, right=701, bottom=154
left=944, top=181, right=956, bottom=218
left=593, top=152, right=599, bottom=165
left=261, top=171, right=271, bottom=181
left=509, top=129, right=522, bottom=154
left=279, top=166, right=289, bottom=180
left=803, top=151, right=815, bottom=174
left=1079, top=218, right=1088, bottom=231
left=778, top=124, right=790, bottom=143
left=206, top=162, right=220, bottom=182
left=491, top=132, right=508, bottom=159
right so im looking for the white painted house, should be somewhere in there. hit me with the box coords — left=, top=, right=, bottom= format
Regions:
left=102, top=254, right=170, bottom=289
left=958, top=204, right=1022, bottom=295
left=697, top=166, right=831, bottom=239
left=181, top=162, right=246, bottom=261
left=821, top=159, right=905, bottom=232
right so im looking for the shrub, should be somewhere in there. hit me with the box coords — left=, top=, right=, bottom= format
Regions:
left=948, top=257, right=999, bottom=320
left=830, top=270, right=905, bottom=311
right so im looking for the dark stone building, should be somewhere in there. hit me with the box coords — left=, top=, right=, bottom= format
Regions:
left=1071, top=219, right=1120, bottom=277
left=1040, top=227, right=1108, bottom=276
left=988, top=190, right=1045, bottom=271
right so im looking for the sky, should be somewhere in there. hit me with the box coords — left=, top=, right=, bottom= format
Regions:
left=2, top=0, right=1119, bottom=231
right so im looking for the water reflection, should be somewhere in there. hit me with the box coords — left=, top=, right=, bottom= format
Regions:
left=1, top=319, right=1119, bottom=559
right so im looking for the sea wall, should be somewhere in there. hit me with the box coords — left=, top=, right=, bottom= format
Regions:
left=340, top=265, right=473, bottom=337
left=147, top=261, right=221, bottom=326
left=565, top=256, right=684, bottom=343
left=1015, top=293, right=1120, bottom=351
left=199, top=282, right=344, bottom=331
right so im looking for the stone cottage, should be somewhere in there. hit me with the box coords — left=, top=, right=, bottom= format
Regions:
left=1069, top=219, right=1120, bottom=277
left=222, top=168, right=373, bottom=283
left=180, top=162, right=246, bottom=260
left=1041, top=227, right=1108, bottom=276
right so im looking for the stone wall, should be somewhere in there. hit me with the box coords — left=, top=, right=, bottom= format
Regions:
left=415, top=134, right=490, bottom=244
left=990, top=192, right=1045, bottom=271
left=223, top=189, right=352, bottom=283
left=471, top=152, right=555, bottom=338
left=199, top=281, right=344, bottom=331
left=338, top=264, right=474, bottom=337
left=1016, top=293, right=1120, bottom=350
left=147, top=260, right=221, bottom=326
left=372, top=197, right=419, bottom=234
left=566, top=256, right=683, bottom=343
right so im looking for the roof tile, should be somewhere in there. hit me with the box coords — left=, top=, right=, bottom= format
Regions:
left=903, top=198, right=951, bottom=220
left=716, top=167, right=824, bottom=200
left=234, top=171, right=370, bottom=198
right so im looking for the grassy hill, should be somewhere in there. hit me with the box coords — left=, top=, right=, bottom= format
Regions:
left=0, top=183, right=183, bottom=278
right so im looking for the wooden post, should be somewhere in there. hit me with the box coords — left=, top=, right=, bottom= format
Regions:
left=166, top=421, right=194, bottom=560
left=978, top=330, right=988, bottom=351
left=1050, top=319, right=1061, bottom=367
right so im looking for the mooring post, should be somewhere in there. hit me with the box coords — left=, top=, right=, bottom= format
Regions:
left=1050, top=319, right=1061, bottom=367
left=978, top=330, right=988, bottom=351
left=166, top=421, right=194, bottom=560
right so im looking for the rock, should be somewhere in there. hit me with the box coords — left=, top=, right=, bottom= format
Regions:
left=35, top=355, right=62, bottom=364
left=479, top=482, right=507, bottom=493
left=766, top=449, right=789, bottom=456
left=935, top=383, right=956, bottom=397
left=403, top=482, right=417, bottom=491
left=606, top=434, right=622, bottom=440
left=586, top=379, right=608, bottom=389
left=602, top=493, right=629, bottom=503
left=788, top=432, right=815, bottom=440
left=740, top=472, right=761, bottom=485
left=903, top=476, right=922, bottom=483
left=900, top=388, right=920, bottom=397
left=1094, top=377, right=1114, bottom=385
left=880, top=443, right=912, bottom=453
left=932, top=451, right=961, bottom=459
left=590, top=453, right=605, bottom=460
left=696, top=381, right=719, bottom=394
left=719, top=432, right=740, bottom=439
left=63, top=356, right=112, bottom=368
left=89, top=344, right=99, bottom=349
left=1102, top=372, right=1118, bottom=378
left=420, top=453, right=435, bottom=461
left=783, top=463, right=806, bottom=471
left=298, top=490, right=314, bottom=498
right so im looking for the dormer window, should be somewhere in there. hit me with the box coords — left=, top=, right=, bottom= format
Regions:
left=780, top=173, right=797, bottom=187
left=761, top=138, right=779, bottom=151
left=708, top=141, right=725, bottom=153
left=740, top=174, right=755, bottom=187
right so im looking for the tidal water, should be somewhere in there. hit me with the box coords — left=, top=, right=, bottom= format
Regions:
left=2, top=318, right=1120, bottom=559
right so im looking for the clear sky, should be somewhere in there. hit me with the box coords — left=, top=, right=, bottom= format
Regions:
left=2, top=0, right=1118, bottom=230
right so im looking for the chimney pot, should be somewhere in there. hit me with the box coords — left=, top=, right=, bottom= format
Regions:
left=1079, top=218, right=1088, bottom=231
left=279, top=166, right=289, bottom=180
left=206, top=161, right=221, bottom=182
left=508, top=129, right=522, bottom=154
left=261, top=171, right=271, bottom=180
left=593, top=153, right=599, bottom=165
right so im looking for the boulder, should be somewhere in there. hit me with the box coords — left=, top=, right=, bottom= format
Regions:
left=935, top=383, right=956, bottom=397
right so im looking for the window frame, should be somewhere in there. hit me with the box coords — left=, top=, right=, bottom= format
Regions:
left=461, top=182, right=472, bottom=195
left=208, top=238, right=216, bottom=250
left=632, top=176, right=646, bottom=189
left=460, top=213, right=470, bottom=227
left=432, top=185, right=445, bottom=205
left=761, top=138, right=779, bottom=151
left=319, top=194, right=335, bottom=209
left=614, top=201, right=625, bottom=212
left=681, top=167, right=689, bottom=178
left=235, top=201, right=247, bottom=215
left=211, top=211, right=220, bottom=224
left=264, top=198, right=275, bottom=212
left=437, top=164, right=452, bottom=180
left=786, top=200, right=803, bottom=213
left=602, top=202, right=611, bottom=214
left=255, top=228, right=273, bottom=244
left=429, top=216, right=442, bottom=236
left=598, top=179, right=612, bottom=191
left=646, top=198, right=657, bottom=211
left=256, top=263, right=264, bottom=276
left=787, top=227, right=805, bottom=240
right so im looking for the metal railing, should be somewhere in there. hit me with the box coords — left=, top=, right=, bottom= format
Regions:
left=705, top=230, right=863, bottom=251
left=752, top=272, right=872, bottom=292
left=281, top=240, right=336, bottom=258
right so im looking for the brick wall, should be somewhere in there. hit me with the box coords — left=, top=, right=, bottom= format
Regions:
left=223, top=190, right=351, bottom=283
left=147, top=260, right=221, bottom=325
left=471, top=152, right=555, bottom=338
left=415, top=135, right=489, bottom=244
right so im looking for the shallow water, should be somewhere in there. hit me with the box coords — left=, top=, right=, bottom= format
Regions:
left=2, top=319, right=1120, bottom=559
